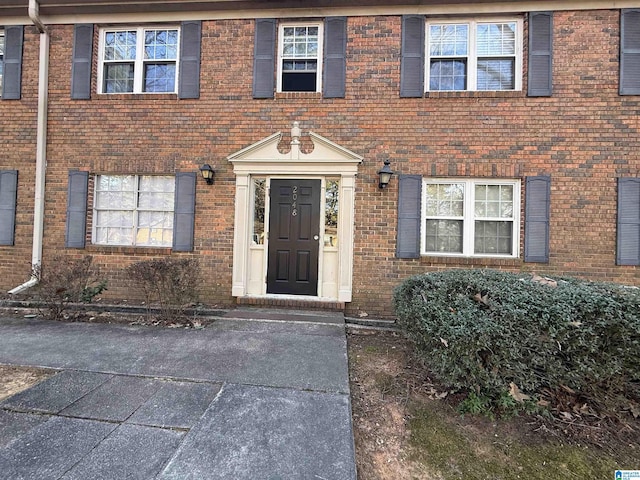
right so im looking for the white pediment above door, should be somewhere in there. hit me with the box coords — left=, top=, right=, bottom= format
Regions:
left=227, top=122, right=363, bottom=175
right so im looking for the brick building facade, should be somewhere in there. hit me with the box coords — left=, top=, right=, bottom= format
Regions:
left=0, top=1, right=638, bottom=318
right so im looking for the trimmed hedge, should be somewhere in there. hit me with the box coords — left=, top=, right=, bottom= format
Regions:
left=393, top=269, right=640, bottom=417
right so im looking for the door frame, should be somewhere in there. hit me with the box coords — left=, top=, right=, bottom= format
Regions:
left=228, top=128, right=363, bottom=302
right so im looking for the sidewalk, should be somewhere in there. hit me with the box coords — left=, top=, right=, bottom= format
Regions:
left=0, top=310, right=356, bottom=479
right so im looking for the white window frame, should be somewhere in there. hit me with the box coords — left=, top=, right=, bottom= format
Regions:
left=92, top=174, right=175, bottom=247
left=0, top=30, right=4, bottom=96
left=97, top=26, right=180, bottom=94
left=276, top=22, right=324, bottom=93
left=421, top=178, right=521, bottom=258
left=425, top=17, right=523, bottom=92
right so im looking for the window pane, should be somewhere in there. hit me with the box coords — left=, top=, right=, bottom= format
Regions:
left=426, top=183, right=464, bottom=216
left=475, top=184, right=514, bottom=218
left=104, top=31, right=137, bottom=61
left=0, top=34, right=4, bottom=82
left=425, top=220, right=463, bottom=253
left=474, top=220, right=513, bottom=254
left=139, top=176, right=175, bottom=210
left=144, top=29, right=179, bottom=60
left=143, top=63, right=176, bottom=93
left=282, top=25, right=318, bottom=59
left=430, top=60, right=466, bottom=91
left=477, top=59, right=514, bottom=90
left=137, top=211, right=173, bottom=246
left=252, top=179, right=266, bottom=244
left=104, top=63, right=134, bottom=93
left=477, top=23, right=516, bottom=56
left=282, top=71, right=317, bottom=92
left=325, top=180, right=339, bottom=247
left=429, top=24, right=468, bottom=56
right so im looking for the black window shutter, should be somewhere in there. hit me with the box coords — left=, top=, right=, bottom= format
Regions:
left=2, top=25, right=24, bottom=100
left=323, top=17, right=347, bottom=98
left=528, top=12, right=553, bottom=97
left=65, top=171, right=89, bottom=248
left=0, top=170, right=18, bottom=246
left=252, top=18, right=276, bottom=99
left=524, top=176, right=551, bottom=263
left=617, top=178, right=640, bottom=265
left=400, top=15, right=425, bottom=98
left=620, top=9, right=640, bottom=95
left=178, top=20, right=202, bottom=99
left=173, top=172, right=196, bottom=252
left=396, top=175, right=422, bottom=258
left=71, top=24, right=94, bottom=100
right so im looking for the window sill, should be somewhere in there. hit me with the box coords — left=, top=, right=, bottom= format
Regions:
left=85, top=244, right=173, bottom=256
left=425, top=90, right=523, bottom=99
left=275, top=91, right=322, bottom=100
left=420, top=255, right=523, bottom=267
left=95, top=93, right=178, bottom=101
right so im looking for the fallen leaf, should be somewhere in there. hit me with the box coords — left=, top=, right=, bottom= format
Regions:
left=509, top=382, right=531, bottom=403
left=537, top=399, right=550, bottom=407
left=440, top=337, right=449, bottom=348
left=559, top=411, right=573, bottom=421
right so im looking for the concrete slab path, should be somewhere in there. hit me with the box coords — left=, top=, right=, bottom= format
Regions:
left=0, top=310, right=356, bottom=479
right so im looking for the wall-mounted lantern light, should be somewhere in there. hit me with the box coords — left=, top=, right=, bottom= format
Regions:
left=199, top=164, right=214, bottom=185
left=377, top=159, right=394, bottom=189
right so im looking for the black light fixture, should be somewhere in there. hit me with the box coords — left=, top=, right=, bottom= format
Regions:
left=377, top=159, right=394, bottom=189
left=199, top=164, right=214, bottom=185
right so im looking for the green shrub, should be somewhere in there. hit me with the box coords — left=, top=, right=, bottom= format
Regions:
left=393, top=269, right=640, bottom=418
left=125, top=257, right=200, bottom=323
left=34, top=255, right=107, bottom=320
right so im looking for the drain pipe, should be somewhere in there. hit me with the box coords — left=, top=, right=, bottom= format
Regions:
left=8, top=0, right=49, bottom=295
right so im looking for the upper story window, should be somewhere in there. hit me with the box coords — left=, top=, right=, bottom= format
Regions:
left=0, top=30, right=4, bottom=95
left=277, top=23, right=323, bottom=92
left=93, top=175, right=175, bottom=247
left=426, top=19, right=522, bottom=91
left=98, top=27, right=179, bottom=94
left=422, top=179, right=520, bottom=257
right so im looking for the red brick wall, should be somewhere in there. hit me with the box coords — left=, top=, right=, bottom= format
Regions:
left=0, top=27, right=39, bottom=290
left=1, top=11, right=638, bottom=318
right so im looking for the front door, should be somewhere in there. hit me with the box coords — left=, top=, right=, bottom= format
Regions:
left=267, top=179, right=321, bottom=295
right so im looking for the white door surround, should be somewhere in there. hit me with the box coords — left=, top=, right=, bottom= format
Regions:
left=227, top=123, right=363, bottom=302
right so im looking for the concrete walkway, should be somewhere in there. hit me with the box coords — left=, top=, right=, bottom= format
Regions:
left=0, top=310, right=356, bottom=479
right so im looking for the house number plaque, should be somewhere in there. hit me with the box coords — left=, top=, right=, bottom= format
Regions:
left=291, top=186, right=298, bottom=216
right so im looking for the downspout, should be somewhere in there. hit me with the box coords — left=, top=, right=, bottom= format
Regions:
left=8, top=0, right=48, bottom=294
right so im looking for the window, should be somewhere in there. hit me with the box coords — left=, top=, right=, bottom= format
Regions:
left=325, top=179, right=339, bottom=247
left=98, top=27, right=179, bottom=94
left=252, top=178, right=266, bottom=245
left=93, top=175, right=175, bottom=247
left=422, top=179, right=520, bottom=257
left=0, top=30, right=4, bottom=94
left=426, top=19, right=522, bottom=91
left=277, top=23, right=323, bottom=92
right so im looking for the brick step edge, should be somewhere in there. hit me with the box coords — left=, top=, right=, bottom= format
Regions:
left=345, top=316, right=399, bottom=330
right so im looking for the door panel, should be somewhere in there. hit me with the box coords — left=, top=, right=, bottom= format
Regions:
left=267, top=179, right=321, bottom=295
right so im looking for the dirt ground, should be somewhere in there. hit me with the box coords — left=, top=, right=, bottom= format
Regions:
left=348, top=329, right=437, bottom=479
left=347, top=329, right=640, bottom=480
left=0, top=365, right=53, bottom=402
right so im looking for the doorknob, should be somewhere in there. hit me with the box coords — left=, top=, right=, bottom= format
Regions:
left=313, top=235, right=319, bottom=240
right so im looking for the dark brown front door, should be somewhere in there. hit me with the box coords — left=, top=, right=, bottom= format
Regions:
left=267, top=179, right=321, bottom=295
